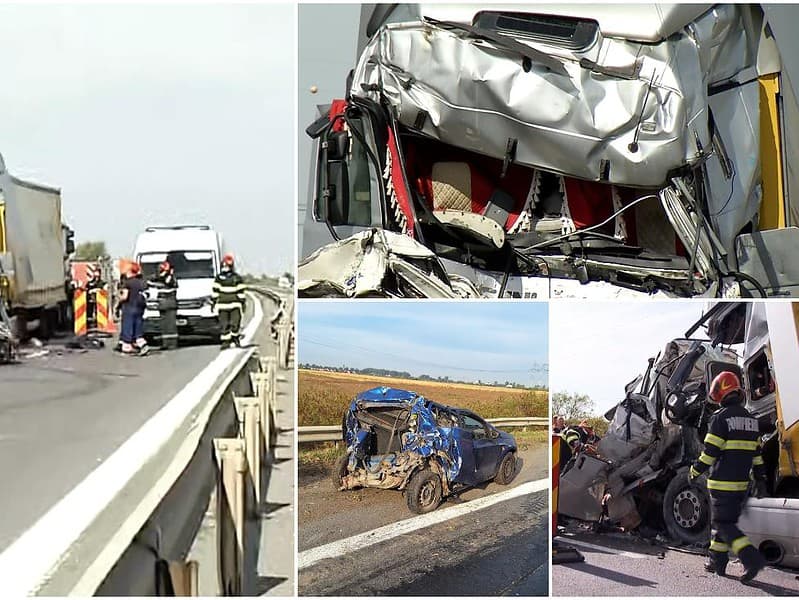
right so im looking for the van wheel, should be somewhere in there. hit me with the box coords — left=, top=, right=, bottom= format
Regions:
left=331, top=453, right=350, bottom=491
left=662, top=466, right=711, bottom=545
left=494, top=451, right=518, bottom=485
left=406, top=468, right=442, bottom=514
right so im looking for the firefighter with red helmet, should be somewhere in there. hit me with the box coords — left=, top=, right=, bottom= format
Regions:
left=689, top=370, right=767, bottom=582
left=148, top=260, right=179, bottom=350
left=212, top=253, right=246, bottom=349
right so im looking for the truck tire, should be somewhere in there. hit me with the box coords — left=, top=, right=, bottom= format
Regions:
left=662, top=466, right=711, bottom=545
left=406, top=468, right=443, bottom=514
left=331, top=453, right=350, bottom=491
left=494, top=451, right=518, bottom=485
left=9, top=314, right=26, bottom=341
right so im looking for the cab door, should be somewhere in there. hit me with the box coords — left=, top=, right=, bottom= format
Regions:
left=302, top=104, right=385, bottom=257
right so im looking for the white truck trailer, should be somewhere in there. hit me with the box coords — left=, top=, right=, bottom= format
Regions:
left=0, top=155, right=74, bottom=338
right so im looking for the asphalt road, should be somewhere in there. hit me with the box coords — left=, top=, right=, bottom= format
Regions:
left=0, top=304, right=261, bottom=553
left=298, top=442, right=549, bottom=596
left=553, top=530, right=799, bottom=596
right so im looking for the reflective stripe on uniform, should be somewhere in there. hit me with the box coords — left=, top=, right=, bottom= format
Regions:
left=704, top=433, right=726, bottom=449
left=698, top=452, right=716, bottom=466
left=707, top=479, right=749, bottom=492
left=731, top=536, right=752, bottom=554
left=753, top=455, right=764, bottom=466
left=690, top=465, right=702, bottom=479
left=215, top=303, right=243, bottom=310
left=724, top=440, right=758, bottom=451
left=709, top=539, right=729, bottom=552
left=212, top=283, right=246, bottom=293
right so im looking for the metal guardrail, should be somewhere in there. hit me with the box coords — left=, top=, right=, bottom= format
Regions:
left=7, top=290, right=293, bottom=596
left=298, top=417, right=548, bottom=444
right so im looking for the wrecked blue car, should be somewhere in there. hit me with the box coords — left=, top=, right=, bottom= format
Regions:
left=332, top=387, right=519, bottom=514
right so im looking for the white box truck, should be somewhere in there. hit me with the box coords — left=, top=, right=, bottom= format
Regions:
left=132, top=225, right=223, bottom=341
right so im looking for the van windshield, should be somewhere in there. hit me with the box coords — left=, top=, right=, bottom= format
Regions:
left=139, top=251, right=215, bottom=279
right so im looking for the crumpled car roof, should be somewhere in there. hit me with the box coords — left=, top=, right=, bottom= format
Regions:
left=355, top=386, right=420, bottom=404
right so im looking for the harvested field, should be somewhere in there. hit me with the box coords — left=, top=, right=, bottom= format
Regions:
left=299, top=369, right=548, bottom=426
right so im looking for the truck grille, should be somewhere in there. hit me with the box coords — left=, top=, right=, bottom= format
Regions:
left=178, top=299, right=205, bottom=310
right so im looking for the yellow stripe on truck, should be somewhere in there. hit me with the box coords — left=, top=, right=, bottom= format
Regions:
left=0, top=200, right=6, bottom=253
left=758, top=73, right=786, bottom=230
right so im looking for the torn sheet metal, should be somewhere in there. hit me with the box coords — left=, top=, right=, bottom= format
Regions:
left=597, top=339, right=736, bottom=465
left=343, top=387, right=463, bottom=482
left=298, top=228, right=477, bottom=298
left=352, top=6, right=752, bottom=187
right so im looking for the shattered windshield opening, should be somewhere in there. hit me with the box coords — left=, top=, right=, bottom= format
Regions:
left=396, top=128, right=700, bottom=295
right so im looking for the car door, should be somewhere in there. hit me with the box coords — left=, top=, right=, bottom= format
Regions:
left=460, top=412, right=504, bottom=483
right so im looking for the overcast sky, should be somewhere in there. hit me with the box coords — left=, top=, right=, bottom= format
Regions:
left=297, top=3, right=359, bottom=253
left=298, top=301, right=549, bottom=387
left=0, top=3, right=293, bottom=275
left=549, top=302, right=712, bottom=415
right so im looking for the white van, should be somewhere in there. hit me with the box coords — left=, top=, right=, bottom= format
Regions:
left=133, top=225, right=223, bottom=340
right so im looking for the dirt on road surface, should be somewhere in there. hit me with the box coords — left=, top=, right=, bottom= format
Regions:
left=553, top=530, right=799, bottom=596
left=298, top=442, right=549, bottom=596
left=299, top=442, right=548, bottom=550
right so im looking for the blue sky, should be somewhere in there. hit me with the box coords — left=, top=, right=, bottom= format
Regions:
left=298, top=302, right=549, bottom=387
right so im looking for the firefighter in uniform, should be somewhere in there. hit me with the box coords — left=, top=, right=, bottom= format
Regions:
left=689, top=371, right=768, bottom=582
left=85, top=264, right=105, bottom=329
left=149, top=261, right=179, bottom=350
left=212, top=254, right=246, bottom=349
left=559, top=424, right=587, bottom=474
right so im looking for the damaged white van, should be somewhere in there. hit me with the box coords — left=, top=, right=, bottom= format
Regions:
left=300, top=4, right=799, bottom=298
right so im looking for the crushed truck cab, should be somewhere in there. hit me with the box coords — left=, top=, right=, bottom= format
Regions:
left=302, top=4, right=799, bottom=299
left=333, top=387, right=518, bottom=513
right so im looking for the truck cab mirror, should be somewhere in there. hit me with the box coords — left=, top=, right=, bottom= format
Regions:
left=65, top=229, right=75, bottom=255
left=319, top=130, right=350, bottom=225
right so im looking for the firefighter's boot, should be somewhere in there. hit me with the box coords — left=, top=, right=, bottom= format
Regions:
left=704, top=551, right=727, bottom=576
left=739, top=545, right=766, bottom=583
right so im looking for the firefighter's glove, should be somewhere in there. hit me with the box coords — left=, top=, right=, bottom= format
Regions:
left=755, top=479, right=768, bottom=499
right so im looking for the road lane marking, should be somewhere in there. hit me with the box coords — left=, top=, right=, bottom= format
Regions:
left=0, top=296, right=266, bottom=595
left=559, top=537, right=651, bottom=559
left=298, top=477, right=549, bottom=571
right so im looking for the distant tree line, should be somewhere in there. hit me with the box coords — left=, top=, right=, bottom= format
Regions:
left=300, top=363, right=547, bottom=391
